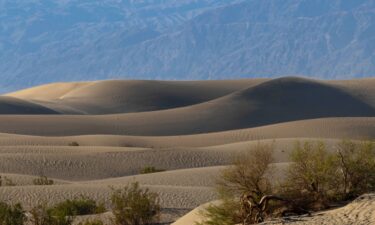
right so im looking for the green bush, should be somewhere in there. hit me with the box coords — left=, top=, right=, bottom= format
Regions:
left=335, top=140, right=375, bottom=199
left=30, top=204, right=71, bottom=225
left=111, top=182, right=160, bottom=225
left=199, top=140, right=375, bottom=224
left=196, top=198, right=239, bottom=225
left=283, top=140, right=375, bottom=208
left=282, top=141, right=338, bottom=209
left=30, top=197, right=105, bottom=225
left=50, top=197, right=106, bottom=217
left=200, top=143, right=275, bottom=225
left=33, top=175, right=54, bottom=186
left=140, top=166, right=165, bottom=174
left=0, top=202, right=26, bottom=225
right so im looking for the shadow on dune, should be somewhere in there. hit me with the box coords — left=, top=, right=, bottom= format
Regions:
left=0, top=77, right=373, bottom=136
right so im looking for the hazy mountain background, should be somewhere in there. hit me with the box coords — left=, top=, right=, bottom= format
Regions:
left=0, top=0, right=374, bottom=92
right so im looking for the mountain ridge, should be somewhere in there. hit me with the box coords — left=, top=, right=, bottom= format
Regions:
left=0, top=0, right=374, bottom=91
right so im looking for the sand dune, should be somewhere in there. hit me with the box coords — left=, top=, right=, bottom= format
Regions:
left=0, top=116, right=372, bottom=142
left=0, top=184, right=216, bottom=213
left=0, top=138, right=293, bottom=180
left=0, top=77, right=374, bottom=136
left=6, top=79, right=267, bottom=114
left=0, top=96, right=59, bottom=114
left=329, top=78, right=375, bottom=107
left=5, top=82, right=91, bottom=100
left=0, top=77, right=374, bottom=224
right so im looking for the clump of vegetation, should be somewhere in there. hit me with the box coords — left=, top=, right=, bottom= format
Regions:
left=0, top=201, right=26, bottom=225
left=335, top=140, right=375, bottom=199
left=140, top=166, right=165, bottom=174
left=199, top=140, right=375, bottom=225
left=33, top=175, right=54, bottom=186
left=4, top=176, right=16, bottom=186
left=30, top=203, right=70, bottom=225
left=197, top=198, right=240, bottom=225
left=199, top=143, right=278, bottom=224
left=77, top=220, right=104, bottom=225
left=30, top=197, right=105, bottom=225
left=49, top=197, right=106, bottom=217
left=111, top=181, right=160, bottom=225
left=281, top=141, right=338, bottom=209
left=282, top=140, right=375, bottom=210
left=1, top=182, right=161, bottom=225
left=0, top=175, right=16, bottom=187
left=68, top=141, right=80, bottom=146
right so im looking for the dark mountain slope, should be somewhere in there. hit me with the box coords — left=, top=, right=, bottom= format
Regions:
left=0, top=0, right=374, bottom=91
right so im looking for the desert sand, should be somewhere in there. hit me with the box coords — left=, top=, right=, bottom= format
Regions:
left=0, top=77, right=374, bottom=224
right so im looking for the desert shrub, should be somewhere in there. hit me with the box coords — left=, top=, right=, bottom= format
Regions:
left=0, top=202, right=26, bottom=225
left=77, top=220, right=104, bottom=225
left=33, top=175, right=54, bottom=186
left=0, top=176, right=16, bottom=187
left=50, top=197, right=106, bottom=217
left=218, top=144, right=275, bottom=198
left=283, top=140, right=375, bottom=208
left=196, top=198, right=240, bottom=225
left=68, top=141, right=79, bottom=146
left=140, top=166, right=165, bottom=174
left=110, top=182, right=160, bottom=225
left=200, top=143, right=278, bottom=225
left=335, top=140, right=375, bottom=199
left=30, top=204, right=69, bottom=225
left=200, top=140, right=375, bottom=224
left=4, top=177, right=16, bottom=186
left=30, top=197, right=105, bottom=225
left=282, top=141, right=338, bottom=209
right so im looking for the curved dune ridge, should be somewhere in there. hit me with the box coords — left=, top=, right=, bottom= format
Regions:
left=0, top=77, right=374, bottom=224
left=5, top=79, right=267, bottom=114
left=0, top=96, right=59, bottom=114
left=0, top=77, right=374, bottom=136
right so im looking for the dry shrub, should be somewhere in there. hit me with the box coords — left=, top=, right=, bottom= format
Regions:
left=110, top=182, right=160, bottom=225
left=281, top=141, right=338, bottom=209
left=283, top=140, right=375, bottom=209
left=33, top=175, right=54, bottom=186
left=139, top=166, right=165, bottom=174
left=0, top=175, right=16, bottom=186
left=68, top=142, right=79, bottom=146
left=30, top=197, right=105, bottom=225
left=30, top=204, right=68, bottom=225
left=199, top=140, right=375, bottom=224
left=199, top=143, right=278, bottom=225
left=335, top=140, right=375, bottom=199
left=77, top=220, right=104, bottom=225
left=0, top=202, right=25, bottom=225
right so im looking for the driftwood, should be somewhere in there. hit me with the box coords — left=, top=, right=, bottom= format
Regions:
left=241, top=193, right=310, bottom=224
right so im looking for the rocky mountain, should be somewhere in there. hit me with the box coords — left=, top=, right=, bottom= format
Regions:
left=0, top=0, right=374, bottom=92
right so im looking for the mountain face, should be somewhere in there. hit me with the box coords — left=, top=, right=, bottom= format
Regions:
left=0, top=0, right=374, bottom=92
